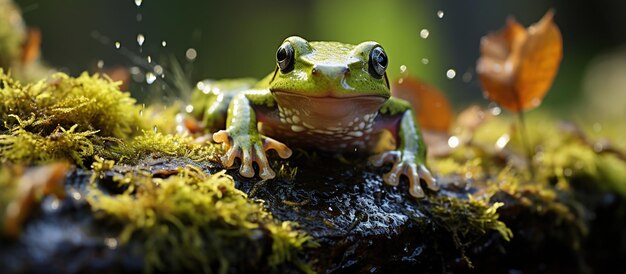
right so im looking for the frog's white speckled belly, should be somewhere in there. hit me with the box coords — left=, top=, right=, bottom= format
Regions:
left=257, top=92, right=388, bottom=153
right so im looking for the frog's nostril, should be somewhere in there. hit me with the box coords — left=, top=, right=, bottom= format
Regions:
left=312, top=65, right=349, bottom=77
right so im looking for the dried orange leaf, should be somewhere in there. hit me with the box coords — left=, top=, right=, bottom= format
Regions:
left=20, top=28, right=42, bottom=64
left=3, top=162, right=69, bottom=237
left=392, top=76, right=453, bottom=133
left=477, top=10, right=563, bottom=112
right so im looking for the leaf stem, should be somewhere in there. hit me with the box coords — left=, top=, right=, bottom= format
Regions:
left=517, top=111, right=535, bottom=180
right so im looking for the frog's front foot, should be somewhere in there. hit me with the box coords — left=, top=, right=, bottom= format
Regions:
left=370, top=151, right=438, bottom=198
left=213, top=130, right=292, bottom=179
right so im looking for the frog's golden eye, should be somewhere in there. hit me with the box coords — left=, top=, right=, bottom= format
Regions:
left=368, top=46, right=388, bottom=79
left=276, top=42, right=295, bottom=73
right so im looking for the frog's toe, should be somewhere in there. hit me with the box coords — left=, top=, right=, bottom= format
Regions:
left=220, top=145, right=241, bottom=167
left=382, top=160, right=403, bottom=187
left=406, top=163, right=426, bottom=199
left=262, top=136, right=292, bottom=159
left=369, top=151, right=400, bottom=167
left=254, top=143, right=276, bottom=180
left=213, top=130, right=231, bottom=146
left=239, top=148, right=255, bottom=178
left=418, top=165, right=439, bottom=191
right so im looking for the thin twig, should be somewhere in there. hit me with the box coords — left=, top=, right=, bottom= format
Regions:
left=517, top=111, right=535, bottom=180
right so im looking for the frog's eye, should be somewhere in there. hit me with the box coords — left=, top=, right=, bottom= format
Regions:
left=368, top=46, right=388, bottom=79
left=276, top=42, right=295, bottom=73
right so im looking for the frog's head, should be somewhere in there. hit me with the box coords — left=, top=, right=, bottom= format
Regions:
left=268, top=36, right=391, bottom=129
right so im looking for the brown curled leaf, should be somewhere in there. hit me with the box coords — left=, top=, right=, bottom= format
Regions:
left=392, top=76, right=453, bottom=133
left=3, top=162, right=69, bottom=237
left=477, top=9, right=563, bottom=112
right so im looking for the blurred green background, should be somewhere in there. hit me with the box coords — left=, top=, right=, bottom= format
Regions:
left=13, top=0, right=626, bottom=114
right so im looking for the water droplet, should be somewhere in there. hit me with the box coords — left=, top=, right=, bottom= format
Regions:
left=399, top=65, right=407, bottom=73
left=421, top=58, right=429, bottom=65
left=134, top=0, right=142, bottom=7
left=563, top=168, right=572, bottom=177
left=129, top=66, right=141, bottom=75
left=447, top=136, right=460, bottom=148
left=462, top=71, right=473, bottom=83
left=185, top=104, right=194, bottom=113
left=495, top=133, right=510, bottom=150
left=139, top=109, right=143, bottom=116
left=446, top=69, right=456, bottom=79
left=72, top=191, right=82, bottom=201
left=153, top=65, right=163, bottom=75
left=147, top=55, right=152, bottom=63
left=420, top=29, right=430, bottom=39
left=186, top=48, right=197, bottom=60
left=153, top=125, right=158, bottom=133
left=96, top=60, right=104, bottom=69
left=48, top=198, right=60, bottom=210
left=531, top=97, right=541, bottom=107
left=593, top=142, right=604, bottom=153
left=136, top=34, right=145, bottom=46
left=146, top=72, right=156, bottom=84
left=197, top=81, right=205, bottom=91
left=490, top=106, right=502, bottom=116
left=104, top=238, right=118, bottom=249
left=114, top=42, right=121, bottom=49
left=161, top=40, right=167, bottom=47
left=398, top=78, right=404, bottom=84
left=593, top=123, right=602, bottom=132
left=437, top=10, right=445, bottom=19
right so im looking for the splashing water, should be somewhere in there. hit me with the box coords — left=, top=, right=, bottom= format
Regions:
left=446, top=69, right=456, bottom=79
left=399, top=65, right=407, bottom=73
left=136, top=34, right=145, bottom=46
left=186, top=48, right=198, bottom=61
left=146, top=72, right=157, bottom=84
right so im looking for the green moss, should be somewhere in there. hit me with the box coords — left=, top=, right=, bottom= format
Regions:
left=424, top=113, right=626, bottom=265
left=0, top=71, right=145, bottom=165
left=86, top=157, right=316, bottom=273
left=0, top=123, right=99, bottom=166
left=427, top=195, right=512, bottom=267
left=105, top=131, right=220, bottom=165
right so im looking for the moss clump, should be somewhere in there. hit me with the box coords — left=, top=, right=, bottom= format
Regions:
left=0, top=71, right=145, bottom=165
left=105, top=131, right=219, bottom=165
left=87, top=157, right=316, bottom=273
left=426, top=195, right=512, bottom=267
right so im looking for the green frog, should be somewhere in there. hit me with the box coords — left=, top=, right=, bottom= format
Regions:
left=189, top=36, right=438, bottom=198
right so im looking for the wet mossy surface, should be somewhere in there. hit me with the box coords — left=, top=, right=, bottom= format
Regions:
left=0, top=71, right=625, bottom=273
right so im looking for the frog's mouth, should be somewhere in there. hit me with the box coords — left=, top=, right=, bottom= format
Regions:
left=272, top=91, right=387, bottom=130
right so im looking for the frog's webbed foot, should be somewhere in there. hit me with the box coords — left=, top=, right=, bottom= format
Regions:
left=213, top=130, right=292, bottom=179
left=370, top=151, right=438, bottom=198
